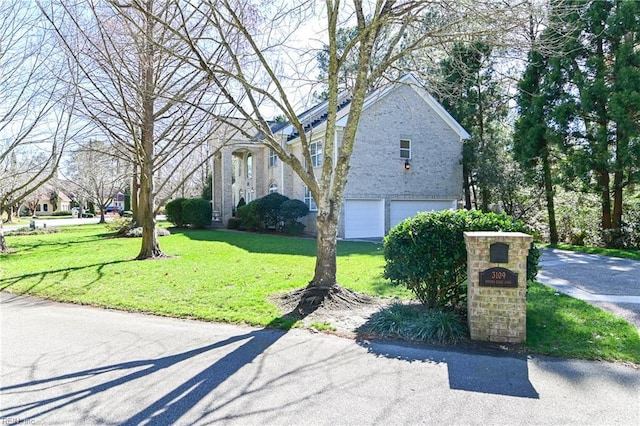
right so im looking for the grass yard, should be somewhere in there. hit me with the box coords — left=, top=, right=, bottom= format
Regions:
left=0, top=225, right=410, bottom=326
left=2, top=225, right=639, bottom=364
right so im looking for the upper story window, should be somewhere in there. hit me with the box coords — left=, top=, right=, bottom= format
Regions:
left=246, top=153, right=253, bottom=179
left=310, top=141, right=323, bottom=168
left=269, top=148, right=277, bottom=168
left=268, top=182, right=278, bottom=193
left=400, top=139, right=411, bottom=159
left=304, top=186, right=317, bottom=211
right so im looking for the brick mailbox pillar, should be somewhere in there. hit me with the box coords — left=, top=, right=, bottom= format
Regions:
left=464, top=232, right=533, bottom=343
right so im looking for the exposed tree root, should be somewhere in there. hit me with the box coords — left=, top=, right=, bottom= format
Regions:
left=279, top=284, right=375, bottom=316
left=135, top=249, right=168, bottom=260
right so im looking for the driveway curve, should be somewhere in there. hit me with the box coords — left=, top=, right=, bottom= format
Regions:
left=538, top=248, right=640, bottom=329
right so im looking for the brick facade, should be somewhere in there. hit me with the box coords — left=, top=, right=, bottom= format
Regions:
left=464, top=232, right=533, bottom=343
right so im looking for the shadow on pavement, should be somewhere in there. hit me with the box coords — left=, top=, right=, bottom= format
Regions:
left=360, top=340, right=539, bottom=399
left=0, top=315, right=294, bottom=425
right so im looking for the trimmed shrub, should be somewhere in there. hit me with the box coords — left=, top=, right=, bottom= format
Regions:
left=280, top=199, right=309, bottom=233
left=227, top=217, right=242, bottom=230
left=51, top=211, right=72, bottom=217
left=256, top=192, right=289, bottom=228
left=165, top=198, right=187, bottom=227
left=383, top=209, right=539, bottom=310
left=237, top=201, right=263, bottom=231
left=237, top=197, right=246, bottom=210
left=284, top=221, right=305, bottom=235
left=183, top=198, right=212, bottom=229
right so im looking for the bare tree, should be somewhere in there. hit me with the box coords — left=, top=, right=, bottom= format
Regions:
left=41, top=0, right=234, bottom=259
left=0, top=0, right=77, bottom=252
left=64, top=139, right=131, bottom=223
left=134, top=0, right=552, bottom=310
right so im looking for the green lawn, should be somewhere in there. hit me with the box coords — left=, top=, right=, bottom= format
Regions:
left=2, top=225, right=639, bottom=363
left=0, top=225, right=410, bottom=325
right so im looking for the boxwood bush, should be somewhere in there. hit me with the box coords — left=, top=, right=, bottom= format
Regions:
left=183, top=198, right=212, bottom=229
left=236, top=194, right=309, bottom=233
left=165, top=198, right=187, bottom=227
left=383, top=210, right=540, bottom=310
left=237, top=201, right=263, bottom=231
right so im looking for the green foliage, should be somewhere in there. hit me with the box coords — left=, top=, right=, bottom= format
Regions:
left=165, top=198, right=187, bottom=227
left=555, top=190, right=600, bottom=246
left=51, top=211, right=72, bottom=217
left=237, top=201, right=263, bottom=231
left=284, top=222, right=305, bottom=235
left=236, top=194, right=309, bottom=233
left=367, top=303, right=466, bottom=344
left=384, top=210, right=539, bottom=310
left=602, top=201, right=640, bottom=250
left=236, top=197, right=246, bottom=210
left=182, top=198, right=212, bottom=229
left=201, top=173, right=212, bottom=201
left=280, top=199, right=309, bottom=233
left=256, top=192, right=289, bottom=228
left=227, top=217, right=242, bottom=230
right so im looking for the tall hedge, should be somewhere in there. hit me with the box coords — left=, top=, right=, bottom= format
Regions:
left=165, top=198, right=187, bottom=227
left=383, top=210, right=540, bottom=310
left=183, top=198, right=212, bottom=229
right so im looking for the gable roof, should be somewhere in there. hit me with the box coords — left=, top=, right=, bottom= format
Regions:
left=276, top=73, right=470, bottom=143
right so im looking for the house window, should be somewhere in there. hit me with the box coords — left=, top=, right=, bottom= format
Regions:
left=269, top=149, right=277, bottom=168
left=304, top=186, right=317, bottom=211
left=400, top=139, right=411, bottom=159
left=310, top=141, right=323, bottom=168
left=246, top=153, right=253, bottom=179
left=269, top=182, right=278, bottom=194
left=43, top=204, right=48, bottom=212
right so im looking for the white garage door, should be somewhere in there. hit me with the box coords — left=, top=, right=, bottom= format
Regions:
left=390, top=200, right=456, bottom=229
left=344, top=199, right=385, bottom=239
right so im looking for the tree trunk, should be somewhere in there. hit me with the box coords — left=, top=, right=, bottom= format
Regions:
left=99, top=209, right=106, bottom=224
left=463, top=165, right=472, bottom=210
left=542, top=148, right=558, bottom=244
left=132, top=161, right=140, bottom=226
left=599, top=171, right=613, bottom=230
left=612, top=169, right=624, bottom=230
left=296, top=206, right=339, bottom=312
left=135, top=0, right=164, bottom=261
left=0, top=220, right=8, bottom=253
left=135, top=161, right=163, bottom=259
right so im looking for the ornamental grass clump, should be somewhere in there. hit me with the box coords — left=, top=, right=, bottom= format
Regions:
left=383, top=210, right=539, bottom=311
left=367, top=303, right=466, bottom=343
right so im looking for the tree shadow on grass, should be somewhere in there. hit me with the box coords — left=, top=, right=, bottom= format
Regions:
left=170, top=228, right=382, bottom=257
left=0, top=259, right=134, bottom=293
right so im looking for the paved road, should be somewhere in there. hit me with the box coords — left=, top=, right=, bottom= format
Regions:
left=1, top=293, right=639, bottom=425
left=538, top=248, right=640, bottom=329
left=2, top=217, right=110, bottom=232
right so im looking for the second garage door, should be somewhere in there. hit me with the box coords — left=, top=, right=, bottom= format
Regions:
left=344, top=199, right=384, bottom=239
left=390, top=200, right=456, bottom=230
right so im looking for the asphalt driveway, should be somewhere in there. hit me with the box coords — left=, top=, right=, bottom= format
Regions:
left=538, top=248, right=640, bottom=329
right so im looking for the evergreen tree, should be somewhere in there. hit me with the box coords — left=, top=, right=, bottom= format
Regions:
left=558, top=0, right=640, bottom=232
left=437, top=42, right=508, bottom=211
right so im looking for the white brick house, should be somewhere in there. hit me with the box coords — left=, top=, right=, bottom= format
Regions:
left=211, top=74, right=468, bottom=238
